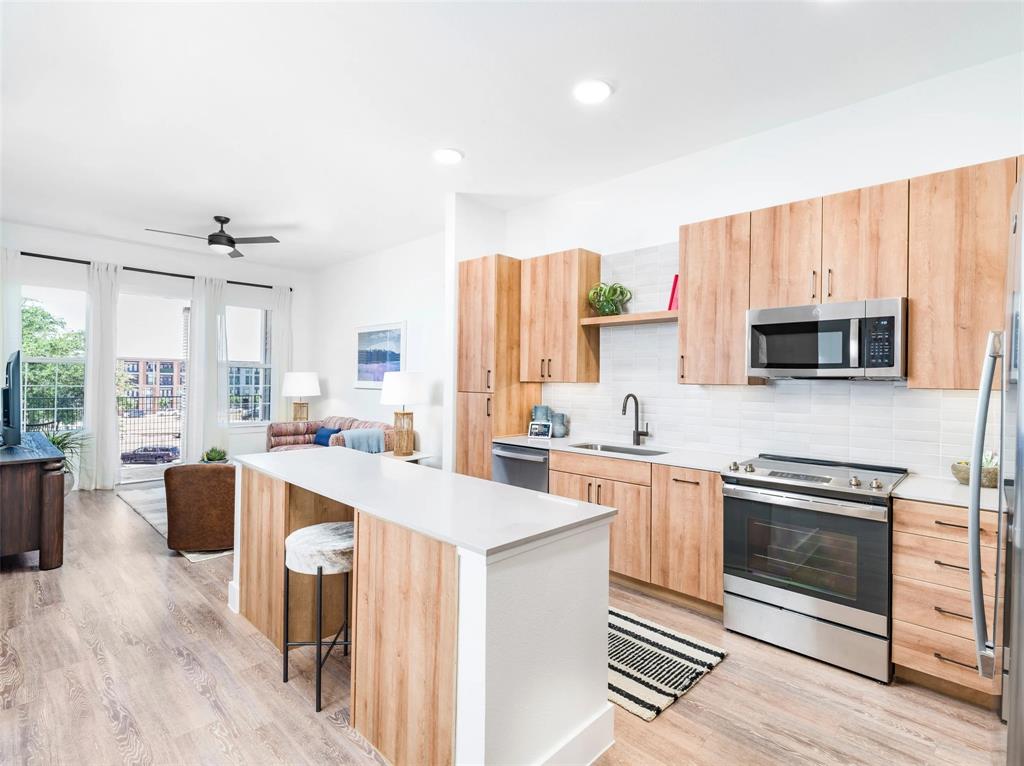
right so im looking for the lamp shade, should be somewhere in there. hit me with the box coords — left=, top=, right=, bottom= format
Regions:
left=380, top=371, right=429, bottom=407
left=281, top=371, right=321, bottom=398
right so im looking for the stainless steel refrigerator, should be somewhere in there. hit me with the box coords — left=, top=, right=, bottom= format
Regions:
left=971, top=180, right=1024, bottom=763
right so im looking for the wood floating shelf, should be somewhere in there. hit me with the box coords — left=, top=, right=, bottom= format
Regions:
left=580, top=310, right=679, bottom=327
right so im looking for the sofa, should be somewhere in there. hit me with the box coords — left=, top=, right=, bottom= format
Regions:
left=266, top=416, right=396, bottom=453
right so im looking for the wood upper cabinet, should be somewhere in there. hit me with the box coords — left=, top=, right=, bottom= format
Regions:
left=455, top=392, right=492, bottom=480
left=908, top=158, right=1016, bottom=389
left=520, top=249, right=601, bottom=383
left=650, top=465, right=723, bottom=605
left=822, top=180, right=909, bottom=302
left=678, top=213, right=751, bottom=385
left=458, top=254, right=523, bottom=393
left=750, top=198, right=823, bottom=309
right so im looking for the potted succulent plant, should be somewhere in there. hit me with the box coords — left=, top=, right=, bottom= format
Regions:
left=587, top=282, right=632, bottom=316
left=41, top=428, right=90, bottom=495
left=201, top=446, right=229, bottom=464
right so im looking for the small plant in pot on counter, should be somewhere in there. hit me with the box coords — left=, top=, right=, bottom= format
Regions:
left=588, top=282, right=632, bottom=316
left=201, top=446, right=228, bottom=464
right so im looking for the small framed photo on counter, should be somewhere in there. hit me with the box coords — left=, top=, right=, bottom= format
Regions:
left=528, top=421, right=553, bottom=439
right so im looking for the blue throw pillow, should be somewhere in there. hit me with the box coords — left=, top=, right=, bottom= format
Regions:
left=314, top=427, right=341, bottom=447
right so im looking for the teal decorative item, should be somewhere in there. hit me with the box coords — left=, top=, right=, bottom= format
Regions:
left=551, top=412, right=567, bottom=438
left=588, top=282, right=633, bottom=316
left=532, top=404, right=551, bottom=422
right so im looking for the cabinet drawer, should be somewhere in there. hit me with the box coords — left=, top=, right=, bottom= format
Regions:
left=892, top=531, right=998, bottom=593
left=893, top=499, right=999, bottom=547
left=893, top=619, right=1001, bottom=695
left=893, top=575, right=1001, bottom=644
left=549, top=451, right=651, bottom=486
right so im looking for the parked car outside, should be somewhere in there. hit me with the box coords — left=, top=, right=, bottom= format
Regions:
left=120, top=445, right=180, bottom=464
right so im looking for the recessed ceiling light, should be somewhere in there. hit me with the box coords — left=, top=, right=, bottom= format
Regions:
left=433, top=148, right=464, bottom=165
left=573, top=79, right=613, bottom=105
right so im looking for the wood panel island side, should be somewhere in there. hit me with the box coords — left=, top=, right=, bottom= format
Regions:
left=228, top=447, right=616, bottom=766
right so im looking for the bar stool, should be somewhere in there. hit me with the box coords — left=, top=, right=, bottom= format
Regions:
left=282, top=521, right=354, bottom=712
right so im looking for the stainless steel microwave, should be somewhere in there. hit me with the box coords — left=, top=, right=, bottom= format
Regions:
left=746, top=297, right=906, bottom=379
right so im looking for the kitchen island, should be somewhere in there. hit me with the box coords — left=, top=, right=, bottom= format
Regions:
left=228, top=446, right=616, bottom=766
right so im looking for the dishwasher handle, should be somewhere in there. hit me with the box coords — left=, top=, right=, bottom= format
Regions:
left=491, top=447, right=549, bottom=463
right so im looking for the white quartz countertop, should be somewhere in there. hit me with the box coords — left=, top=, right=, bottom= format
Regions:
left=234, top=447, right=616, bottom=556
left=493, top=434, right=1002, bottom=511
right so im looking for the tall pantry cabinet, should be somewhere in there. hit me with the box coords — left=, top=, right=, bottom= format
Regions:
left=456, top=255, right=540, bottom=479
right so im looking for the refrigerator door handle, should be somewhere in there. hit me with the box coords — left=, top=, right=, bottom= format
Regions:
left=969, top=330, right=1003, bottom=679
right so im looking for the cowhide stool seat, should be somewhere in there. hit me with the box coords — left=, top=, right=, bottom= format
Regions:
left=282, top=521, right=354, bottom=712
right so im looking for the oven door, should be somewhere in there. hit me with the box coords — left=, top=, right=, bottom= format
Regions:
left=747, top=302, right=864, bottom=378
left=723, top=484, right=890, bottom=637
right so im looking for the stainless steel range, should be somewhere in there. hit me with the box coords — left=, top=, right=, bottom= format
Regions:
left=721, top=454, right=907, bottom=682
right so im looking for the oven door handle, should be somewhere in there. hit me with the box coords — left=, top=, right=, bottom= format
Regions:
left=722, top=484, right=888, bottom=522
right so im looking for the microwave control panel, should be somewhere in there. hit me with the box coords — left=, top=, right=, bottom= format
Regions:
left=864, top=316, right=895, bottom=368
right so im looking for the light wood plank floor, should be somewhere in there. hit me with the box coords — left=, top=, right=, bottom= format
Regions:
left=0, top=490, right=1007, bottom=765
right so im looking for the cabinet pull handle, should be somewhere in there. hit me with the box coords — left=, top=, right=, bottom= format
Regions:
left=486, top=369, right=491, bottom=390
left=934, top=605, right=972, bottom=621
left=486, top=397, right=491, bottom=417
left=547, top=358, right=553, bottom=378
left=933, top=558, right=971, bottom=572
left=826, top=268, right=833, bottom=298
left=540, top=358, right=546, bottom=378
left=596, top=483, right=602, bottom=504
left=587, top=482, right=593, bottom=502
left=933, top=652, right=978, bottom=671
left=934, top=519, right=969, bottom=530
left=679, top=355, right=685, bottom=380
left=810, top=270, right=817, bottom=300
left=672, top=477, right=700, bottom=485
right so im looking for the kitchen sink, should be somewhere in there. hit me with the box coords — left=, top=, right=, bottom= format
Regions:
left=570, top=443, right=668, bottom=457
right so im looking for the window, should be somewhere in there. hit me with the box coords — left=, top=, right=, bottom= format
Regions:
left=226, top=306, right=272, bottom=423
left=159, top=374, right=173, bottom=386
left=125, top=361, right=139, bottom=373
left=20, top=286, right=87, bottom=431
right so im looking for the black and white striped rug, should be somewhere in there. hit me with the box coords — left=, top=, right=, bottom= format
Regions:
left=608, top=608, right=727, bottom=721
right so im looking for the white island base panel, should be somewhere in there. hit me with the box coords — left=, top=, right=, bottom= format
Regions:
left=456, top=522, right=615, bottom=765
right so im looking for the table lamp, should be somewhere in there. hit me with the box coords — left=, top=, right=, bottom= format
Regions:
left=282, top=371, right=321, bottom=421
left=380, top=371, right=429, bottom=457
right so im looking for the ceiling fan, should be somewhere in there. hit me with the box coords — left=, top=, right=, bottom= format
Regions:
left=145, top=216, right=279, bottom=259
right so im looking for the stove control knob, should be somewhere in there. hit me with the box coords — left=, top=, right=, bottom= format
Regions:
left=870, top=477, right=884, bottom=490
left=744, top=463, right=756, bottom=473
left=729, top=461, right=740, bottom=472
left=849, top=475, right=862, bottom=487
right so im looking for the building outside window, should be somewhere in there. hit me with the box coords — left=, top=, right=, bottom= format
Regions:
left=226, top=306, right=272, bottom=423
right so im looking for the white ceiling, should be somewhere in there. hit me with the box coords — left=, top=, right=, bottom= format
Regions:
left=2, top=2, right=1021, bottom=269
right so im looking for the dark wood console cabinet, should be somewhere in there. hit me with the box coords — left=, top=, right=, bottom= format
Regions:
left=0, top=432, right=65, bottom=569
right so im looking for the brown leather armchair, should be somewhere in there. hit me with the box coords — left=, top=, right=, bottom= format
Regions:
left=164, top=463, right=235, bottom=552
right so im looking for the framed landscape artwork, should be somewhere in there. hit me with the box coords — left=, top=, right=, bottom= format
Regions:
left=355, top=322, right=405, bottom=388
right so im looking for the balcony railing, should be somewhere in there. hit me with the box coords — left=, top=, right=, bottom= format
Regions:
left=118, top=395, right=182, bottom=465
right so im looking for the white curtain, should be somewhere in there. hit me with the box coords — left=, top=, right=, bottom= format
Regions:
left=0, top=249, right=22, bottom=366
left=185, top=277, right=228, bottom=462
left=270, top=285, right=293, bottom=422
left=79, top=261, right=121, bottom=490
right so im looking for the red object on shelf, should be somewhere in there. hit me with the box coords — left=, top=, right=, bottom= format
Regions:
left=667, top=274, right=679, bottom=311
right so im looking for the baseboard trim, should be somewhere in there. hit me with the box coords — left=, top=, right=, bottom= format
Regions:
left=227, top=580, right=239, bottom=614
left=610, top=574, right=723, bottom=620
left=894, top=665, right=1000, bottom=711
left=536, top=702, right=614, bottom=766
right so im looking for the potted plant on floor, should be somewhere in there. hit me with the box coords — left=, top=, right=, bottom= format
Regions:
left=41, top=428, right=90, bottom=495
left=201, top=446, right=229, bottom=464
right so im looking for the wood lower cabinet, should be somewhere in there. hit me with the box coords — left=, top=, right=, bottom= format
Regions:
left=650, top=465, right=723, bottom=605
left=678, top=213, right=752, bottom=385
left=908, top=157, right=1016, bottom=389
left=520, top=248, right=601, bottom=383
left=750, top=198, right=823, bottom=309
left=822, top=180, right=909, bottom=302
left=456, top=392, right=492, bottom=480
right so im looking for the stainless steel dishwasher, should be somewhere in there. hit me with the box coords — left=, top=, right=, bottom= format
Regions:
left=491, top=443, right=549, bottom=492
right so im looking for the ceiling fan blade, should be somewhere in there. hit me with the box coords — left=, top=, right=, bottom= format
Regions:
left=228, top=249, right=246, bottom=259
left=233, top=236, right=280, bottom=244
left=144, top=228, right=207, bottom=240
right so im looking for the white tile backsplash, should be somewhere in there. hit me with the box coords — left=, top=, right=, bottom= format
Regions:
left=541, top=244, right=1001, bottom=479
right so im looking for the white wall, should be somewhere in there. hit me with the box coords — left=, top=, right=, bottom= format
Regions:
left=311, top=231, right=445, bottom=467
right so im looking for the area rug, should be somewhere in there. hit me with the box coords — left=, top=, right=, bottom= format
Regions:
left=608, top=608, right=727, bottom=721
left=116, top=486, right=232, bottom=564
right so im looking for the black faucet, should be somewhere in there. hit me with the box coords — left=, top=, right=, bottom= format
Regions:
left=621, top=393, right=650, bottom=446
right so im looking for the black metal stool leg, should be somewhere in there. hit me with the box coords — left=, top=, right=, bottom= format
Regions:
left=282, top=563, right=290, bottom=683
left=315, top=565, right=323, bottom=712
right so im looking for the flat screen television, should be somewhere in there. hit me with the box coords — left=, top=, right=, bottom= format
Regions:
left=1, top=350, right=21, bottom=448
